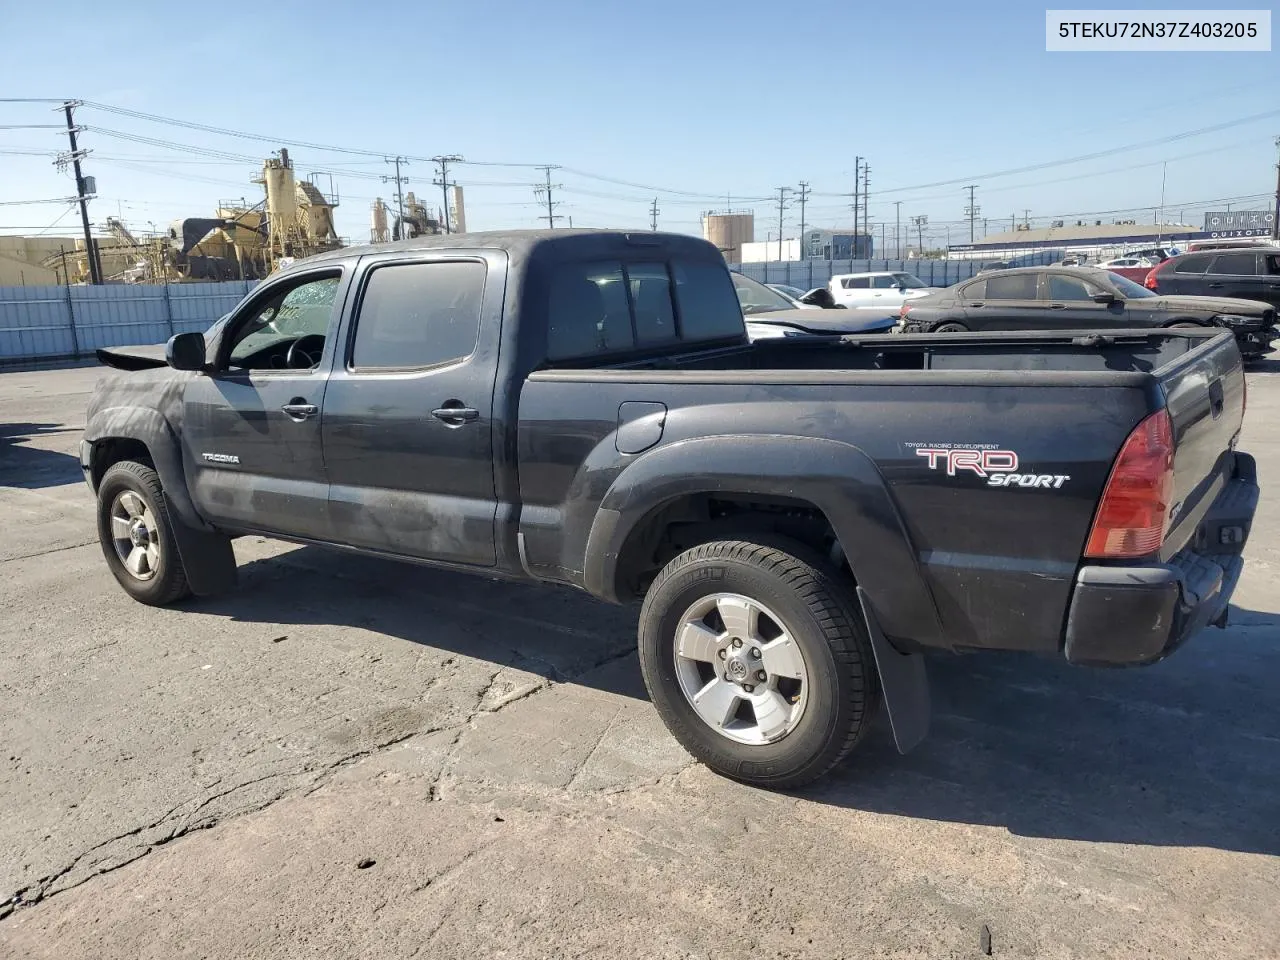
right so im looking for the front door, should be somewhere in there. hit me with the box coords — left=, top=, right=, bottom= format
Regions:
left=181, top=268, right=347, bottom=540
left=1042, top=272, right=1126, bottom=328
left=320, top=254, right=500, bottom=567
left=1204, top=251, right=1264, bottom=302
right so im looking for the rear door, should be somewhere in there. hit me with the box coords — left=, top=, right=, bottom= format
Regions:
left=320, top=252, right=504, bottom=566
left=1203, top=251, right=1263, bottom=301
left=1258, top=251, right=1280, bottom=309
left=1159, top=252, right=1211, bottom=294
left=836, top=276, right=873, bottom=307
left=181, top=267, right=347, bottom=540
left=970, top=271, right=1044, bottom=329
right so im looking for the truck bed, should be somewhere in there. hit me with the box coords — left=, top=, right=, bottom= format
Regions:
left=518, top=328, right=1245, bottom=658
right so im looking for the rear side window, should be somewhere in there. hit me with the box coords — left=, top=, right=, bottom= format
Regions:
left=984, top=274, right=1039, bottom=299
left=547, top=258, right=742, bottom=360
left=1173, top=254, right=1211, bottom=273
left=1264, top=254, right=1280, bottom=276
left=841, top=277, right=871, bottom=289
left=960, top=279, right=985, bottom=299
left=1209, top=253, right=1259, bottom=276
left=351, top=260, right=485, bottom=370
left=547, top=261, right=634, bottom=359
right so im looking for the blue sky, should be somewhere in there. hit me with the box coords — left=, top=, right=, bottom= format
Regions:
left=2, top=0, right=1276, bottom=250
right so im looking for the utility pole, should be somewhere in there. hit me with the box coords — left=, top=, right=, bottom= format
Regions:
left=1023, top=208, right=1031, bottom=229
left=1272, top=135, right=1280, bottom=241
left=911, top=214, right=928, bottom=254
left=382, top=157, right=409, bottom=240
left=58, top=100, right=101, bottom=284
left=431, top=155, right=463, bottom=234
left=649, top=197, right=660, bottom=231
left=852, top=157, right=861, bottom=251
left=862, top=165, right=870, bottom=249
left=1156, top=160, right=1167, bottom=247
left=796, top=181, right=810, bottom=257
left=775, top=186, right=791, bottom=261
left=534, top=165, right=562, bottom=228
left=964, top=184, right=980, bottom=243
left=894, top=200, right=903, bottom=258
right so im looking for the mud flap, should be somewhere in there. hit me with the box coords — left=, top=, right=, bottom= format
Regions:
left=857, top=586, right=930, bottom=754
left=165, top=494, right=237, bottom=596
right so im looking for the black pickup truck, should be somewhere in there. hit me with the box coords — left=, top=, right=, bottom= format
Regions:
left=83, top=230, right=1258, bottom=788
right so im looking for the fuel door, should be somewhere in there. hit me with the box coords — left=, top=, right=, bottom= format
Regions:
left=616, top=401, right=667, bottom=454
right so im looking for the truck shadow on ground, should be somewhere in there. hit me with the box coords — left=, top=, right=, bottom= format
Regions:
left=806, top=604, right=1280, bottom=857
left=0, top=422, right=84, bottom=489
left=201, top=544, right=1279, bottom=856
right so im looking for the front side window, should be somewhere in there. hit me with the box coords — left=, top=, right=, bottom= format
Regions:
left=892, top=273, right=927, bottom=289
left=228, top=274, right=340, bottom=369
left=984, top=273, right=1039, bottom=300
left=870, top=275, right=899, bottom=289
left=350, top=260, right=486, bottom=370
left=1209, top=253, right=1259, bottom=276
left=1048, top=275, right=1092, bottom=301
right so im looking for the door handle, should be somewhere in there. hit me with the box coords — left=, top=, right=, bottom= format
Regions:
left=1049, top=303, right=1066, bottom=309
left=969, top=302, right=984, bottom=308
left=281, top=400, right=318, bottom=420
left=1207, top=282, right=1224, bottom=288
left=431, top=403, right=479, bottom=425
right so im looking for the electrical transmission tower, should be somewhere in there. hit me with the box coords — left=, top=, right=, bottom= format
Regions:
left=382, top=157, right=409, bottom=240
left=774, top=186, right=791, bottom=261
left=796, top=181, right=810, bottom=254
left=431, top=155, right=463, bottom=234
left=964, top=184, right=980, bottom=243
left=534, top=165, right=562, bottom=228
left=911, top=215, right=928, bottom=254
left=650, top=197, right=660, bottom=230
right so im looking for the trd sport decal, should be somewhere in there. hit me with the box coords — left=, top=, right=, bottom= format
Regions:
left=906, top=442, right=1069, bottom=489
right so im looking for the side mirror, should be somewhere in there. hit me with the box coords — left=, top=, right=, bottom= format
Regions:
left=166, top=331, right=207, bottom=371
left=1091, top=291, right=1117, bottom=304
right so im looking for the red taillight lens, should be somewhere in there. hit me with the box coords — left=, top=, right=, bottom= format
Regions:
left=1084, top=410, right=1175, bottom=559
left=1144, top=259, right=1170, bottom=290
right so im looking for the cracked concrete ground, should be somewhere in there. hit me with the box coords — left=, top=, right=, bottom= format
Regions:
left=1, top=361, right=1277, bottom=959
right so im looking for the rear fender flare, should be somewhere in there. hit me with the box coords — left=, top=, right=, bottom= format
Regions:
left=584, top=435, right=944, bottom=648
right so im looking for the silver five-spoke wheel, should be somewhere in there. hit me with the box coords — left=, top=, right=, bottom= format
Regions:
left=673, top=592, right=809, bottom=745
left=109, top=490, right=160, bottom=581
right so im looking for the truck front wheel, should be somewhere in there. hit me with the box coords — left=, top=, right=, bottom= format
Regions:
left=638, top=539, right=879, bottom=788
left=96, top=460, right=191, bottom=606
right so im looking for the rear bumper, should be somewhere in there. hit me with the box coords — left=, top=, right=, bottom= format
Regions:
left=1063, top=452, right=1258, bottom=666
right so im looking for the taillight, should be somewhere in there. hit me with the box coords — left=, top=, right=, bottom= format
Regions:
left=1144, top=259, right=1171, bottom=290
left=1084, top=410, right=1175, bottom=559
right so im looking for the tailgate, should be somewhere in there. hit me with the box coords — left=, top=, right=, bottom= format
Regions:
left=1157, top=331, right=1246, bottom=559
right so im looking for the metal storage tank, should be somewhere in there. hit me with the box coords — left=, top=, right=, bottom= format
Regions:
left=262, top=150, right=298, bottom=222
left=702, top=211, right=755, bottom=264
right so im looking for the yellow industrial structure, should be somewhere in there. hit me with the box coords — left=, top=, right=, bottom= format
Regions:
left=24, top=147, right=345, bottom=284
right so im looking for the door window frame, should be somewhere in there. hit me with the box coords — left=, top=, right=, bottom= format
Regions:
left=214, top=266, right=348, bottom=377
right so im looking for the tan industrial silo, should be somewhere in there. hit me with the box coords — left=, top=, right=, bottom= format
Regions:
left=371, top=198, right=390, bottom=243
left=449, top=185, right=466, bottom=233
left=702, top=211, right=755, bottom=263
left=262, top=150, right=298, bottom=224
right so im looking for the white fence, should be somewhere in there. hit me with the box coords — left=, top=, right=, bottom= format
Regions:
left=0, top=281, right=256, bottom=364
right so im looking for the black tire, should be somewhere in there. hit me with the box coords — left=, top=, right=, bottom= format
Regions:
left=638, top=539, right=879, bottom=789
left=932, top=321, right=969, bottom=333
left=96, top=460, right=191, bottom=606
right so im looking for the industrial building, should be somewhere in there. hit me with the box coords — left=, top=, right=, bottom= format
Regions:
left=702, top=211, right=755, bottom=264
left=948, top=211, right=1277, bottom=261
left=738, top=228, right=874, bottom=264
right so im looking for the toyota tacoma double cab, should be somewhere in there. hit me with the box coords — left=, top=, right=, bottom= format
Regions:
left=83, top=230, right=1258, bottom=788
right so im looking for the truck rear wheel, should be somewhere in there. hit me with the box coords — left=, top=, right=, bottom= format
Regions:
left=638, top=539, right=879, bottom=789
left=96, top=460, right=191, bottom=606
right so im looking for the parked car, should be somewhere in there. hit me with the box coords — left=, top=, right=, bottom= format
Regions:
left=899, top=265, right=1277, bottom=359
left=746, top=311, right=898, bottom=339
left=1145, top=247, right=1280, bottom=314
left=828, top=271, right=938, bottom=310
left=978, top=260, right=1011, bottom=272
left=84, top=230, right=1257, bottom=788
left=1095, top=255, right=1159, bottom=285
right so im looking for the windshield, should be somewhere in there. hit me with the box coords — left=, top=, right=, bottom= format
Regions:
left=732, top=273, right=797, bottom=315
left=1108, top=273, right=1157, bottom=298
left=892, top=273, right=927, bottom=289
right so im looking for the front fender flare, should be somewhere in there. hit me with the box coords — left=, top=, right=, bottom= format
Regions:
left=584, top=435, right=944, bottom=648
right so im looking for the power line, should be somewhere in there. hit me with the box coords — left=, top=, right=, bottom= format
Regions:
left=431, top=155, right=463, bottom=233
left=774, top=186, right=791, bottom=260
left=382, top=157, right=409, bottom=240
left=964, top=185, right=980, bottom=243
left=59, top=101, right=102, bottom=284
left=797, top=181, right=810, bottom=252
left=649, top=197, right=660, bottom=231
